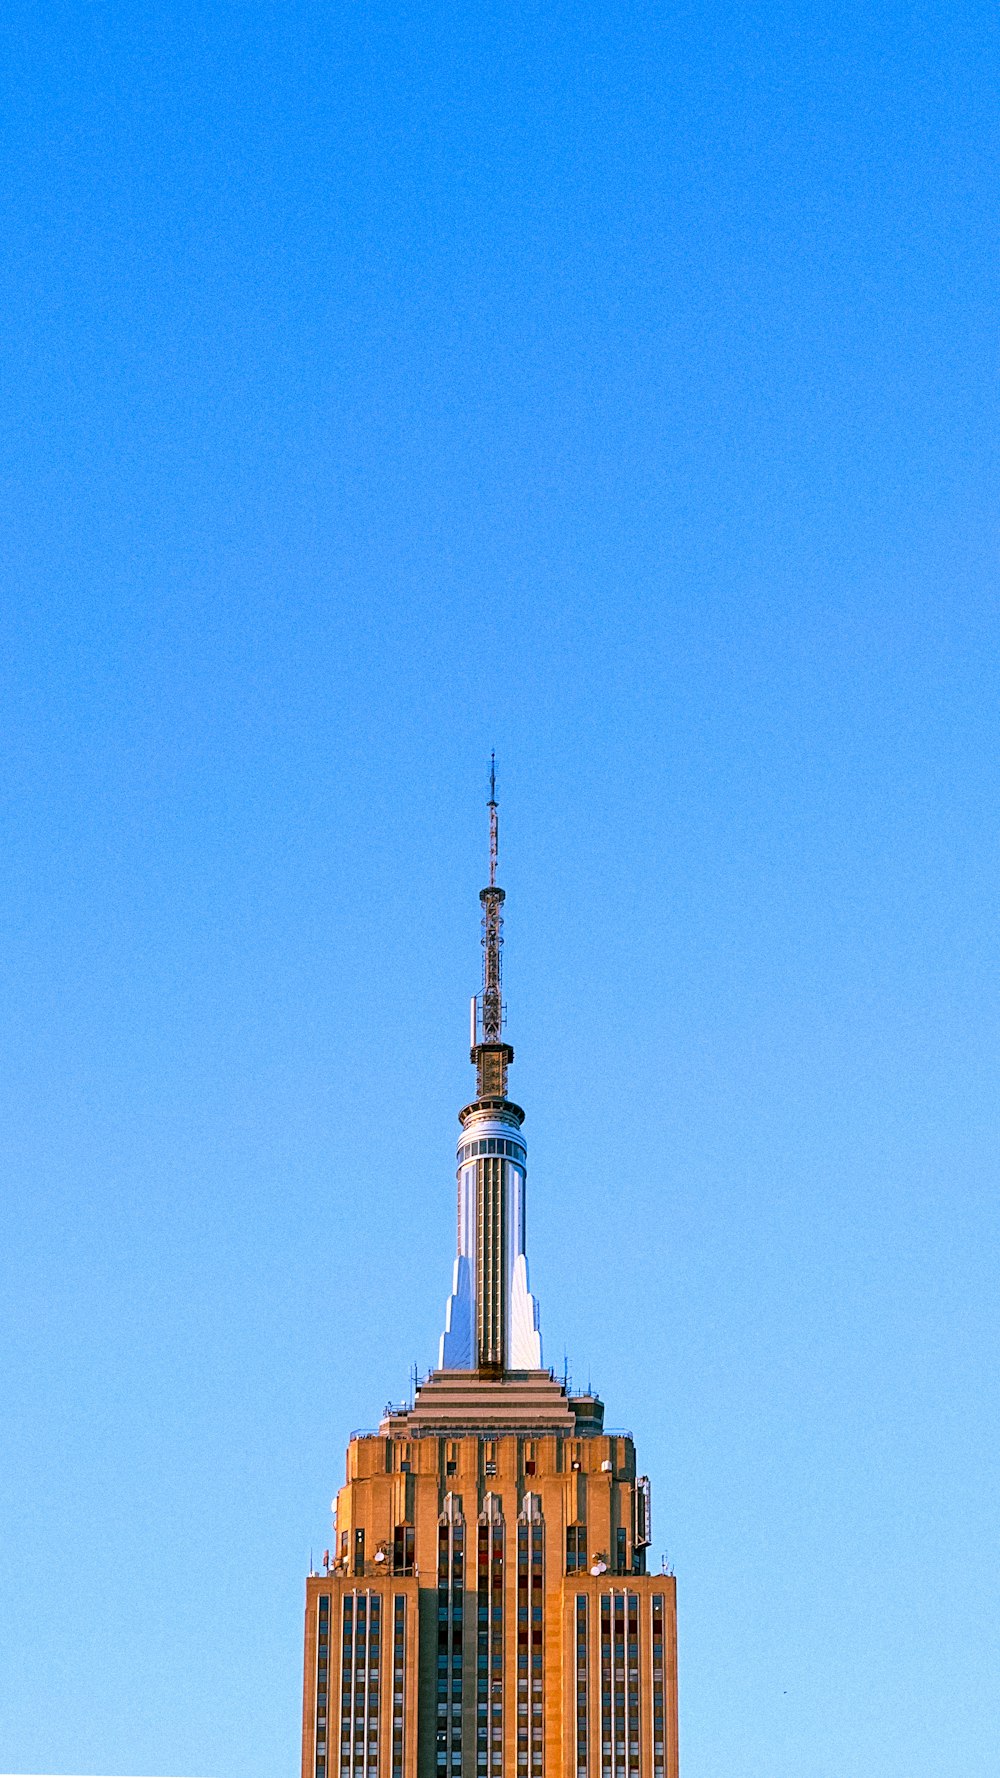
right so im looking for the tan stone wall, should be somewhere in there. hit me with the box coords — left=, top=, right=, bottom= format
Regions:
left=303, top=1416, right=678, bottom=1778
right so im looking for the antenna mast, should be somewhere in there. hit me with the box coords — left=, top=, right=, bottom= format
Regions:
left=469, top=753, right=514, bottom=1099
left=481, top=753, right=503, bottom=1043
left=489, top=750, right=498, bottom=887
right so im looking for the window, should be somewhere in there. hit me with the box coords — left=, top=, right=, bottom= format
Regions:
left=615, top=1529, right=627, bottom=1575
left=393, top=1525, right=415, bottom=1575
left=461, top=1138, right=526, bottom=1164
left=566, top=1525, right=587, bottom=1574
left=634, top=1477, right=651, bottom=1550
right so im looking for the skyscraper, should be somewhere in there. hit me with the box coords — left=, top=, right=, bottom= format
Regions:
left=301, top=771, right=679, bottom=1778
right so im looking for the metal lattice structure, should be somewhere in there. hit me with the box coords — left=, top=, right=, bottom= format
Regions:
left=480, top=753, right=505, bottom=1042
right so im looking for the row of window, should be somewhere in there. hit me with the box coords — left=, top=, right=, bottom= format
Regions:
left=599, top=1593, right=641, bottom=1778
left=391, top=1598, right=406, bottom=1778
left=576, top=1595, right=589, bottom=1778
left=650, top=1596, right=666, bottom=1778
left=437, top=1514, right=465, bottom=1776
left=516, top=1514, right=545, bottom=1778
left=316, top=1579, right=668, bottom=1778
left=315, top=1594, right=331, bottom=1778
left=393, top=1526, right=415, bottom=1574
left=458, top=1137, right=526, bottom=1166
left=338, top=1593, right=383, bottom=1778
left=342, top=1518, right=639, bottom=1580
left=477, top=1513, right=504, bottom=1778
left=568, top=1525, right=639, bottom=1576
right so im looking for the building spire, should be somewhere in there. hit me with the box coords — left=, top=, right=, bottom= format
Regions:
left=439, top=767, right=541, bottom=1374
left=473, top=755, right=513, bottom=1093
left=480, top=755, right=504, bottom=1050
left=488, top=750, right=498, bottom=887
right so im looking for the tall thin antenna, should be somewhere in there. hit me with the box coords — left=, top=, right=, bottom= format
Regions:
left=488, top=750, right=498, bottom=887
left=481, top=754, right=504, bottom=1041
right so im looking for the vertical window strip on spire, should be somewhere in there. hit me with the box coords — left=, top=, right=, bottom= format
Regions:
left=476, top=1158, right=507, bottom=1369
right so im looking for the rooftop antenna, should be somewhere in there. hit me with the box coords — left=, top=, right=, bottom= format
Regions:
left=488, top=750, right=498, bottom=887
left=479, top=754, right=504, bottom=1046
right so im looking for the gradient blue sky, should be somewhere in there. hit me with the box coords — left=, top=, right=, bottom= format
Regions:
left=1, top=3, right=998, bottom=1774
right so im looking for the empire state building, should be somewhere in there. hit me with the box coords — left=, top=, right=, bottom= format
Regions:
left=301, top=773, right=680, bottom=1778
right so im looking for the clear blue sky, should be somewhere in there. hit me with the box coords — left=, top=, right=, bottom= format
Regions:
left=1, top=2, right=997, bottom=1774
